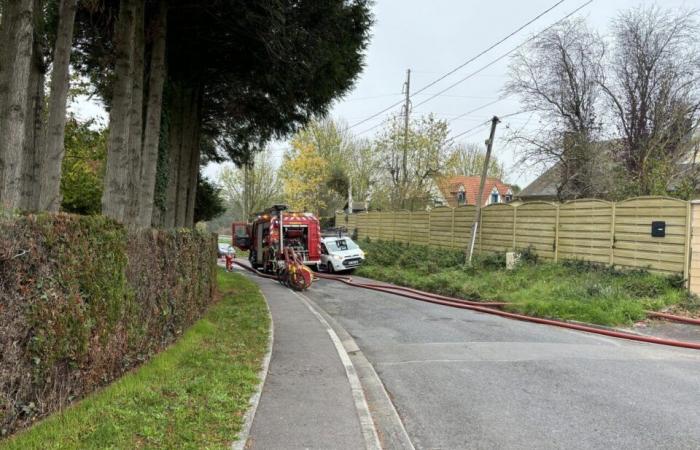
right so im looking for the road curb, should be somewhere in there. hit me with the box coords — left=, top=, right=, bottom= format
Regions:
left=296, top=291, right=415, bottom=450
left=293, top=291, right=384, bottom=450
left=231, top=289, right=274, bottom=450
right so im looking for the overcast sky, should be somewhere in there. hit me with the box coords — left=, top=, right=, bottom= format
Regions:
left=73, top=0, right=695, bottom=188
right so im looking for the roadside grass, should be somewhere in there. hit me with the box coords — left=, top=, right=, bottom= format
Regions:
left=355, top=240, right=696, bottom=326
left=1, top=270, right=269, bottom=450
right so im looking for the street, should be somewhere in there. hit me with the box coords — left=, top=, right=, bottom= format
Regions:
left=274, top=275, right=700, bottom=450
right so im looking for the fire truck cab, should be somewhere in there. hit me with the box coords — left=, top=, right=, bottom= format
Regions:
left=232, top=205, right=322, bottom=272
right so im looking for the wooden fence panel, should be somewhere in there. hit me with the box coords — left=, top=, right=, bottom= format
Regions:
left=480, top=204, right=515, bottom=253
left=393, top=211, right=410, bottom=243
left=453, top=205, right=476, bottom=249
left=514, top=202, right=557, bottom=260
left=613, top=197, right=688, bottom=274
left=347, top=214, right=357, bottom=236
left=429, top=207, right=454, bottom=248
left=558, top=199, right=613, bottom=264
left=410, top=211, right=430, bottom=245
left=366, top=212, right=381, bottom=240
left=337, top=196, right=690, bottom=276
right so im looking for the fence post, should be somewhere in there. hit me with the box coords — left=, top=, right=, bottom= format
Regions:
left=408, top=211, right=412, bottom=245
left=554, top=204, right=560, bottom=262
left=609, top=202, right=616, bottom=266
left=451, top=208, right=456, bottom=249
left=478, top=208, right=483, bottom=254
left=427, top=210, right=432, bottom=247
left=512, top=205, right=517, bottom=251
left=378, top=212, right=383, bottom=242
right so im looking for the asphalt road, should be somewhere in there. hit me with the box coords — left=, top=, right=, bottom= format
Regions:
left=303, top=276, right=700, bottom=450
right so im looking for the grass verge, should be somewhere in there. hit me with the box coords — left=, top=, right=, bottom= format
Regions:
left=355, top=240, right=698, bottom=326
left=1, top=270, right=269, bottom=449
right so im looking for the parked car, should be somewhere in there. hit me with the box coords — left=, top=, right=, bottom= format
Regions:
left=320, top=236, right=365, bottom=273
left=218, top=243, right=234, bottom=258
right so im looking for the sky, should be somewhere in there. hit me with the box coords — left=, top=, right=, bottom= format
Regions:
left=73, top=0, right=696, bottom=189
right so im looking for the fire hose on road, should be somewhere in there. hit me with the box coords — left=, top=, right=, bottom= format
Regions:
left=233, top=260, right=700, bottom=351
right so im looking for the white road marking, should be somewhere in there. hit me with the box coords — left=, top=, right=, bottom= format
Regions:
left=293, top=290, right=383, bottom=450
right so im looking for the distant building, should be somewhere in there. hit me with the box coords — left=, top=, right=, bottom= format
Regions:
left=432, top=175, right=513, bottom=207
left=516, top=165, right=562, bottom=202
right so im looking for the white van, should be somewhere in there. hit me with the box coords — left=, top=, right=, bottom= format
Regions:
left=320, top=236, right=365, bottom=273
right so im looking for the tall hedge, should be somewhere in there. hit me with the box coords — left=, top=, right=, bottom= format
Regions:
left=0, top=214, right=216, bottom=436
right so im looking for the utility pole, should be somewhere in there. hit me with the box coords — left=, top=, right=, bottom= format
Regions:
left=467, top=116, right=500, bottom=263
left=401, top=68, right=411, bottom=208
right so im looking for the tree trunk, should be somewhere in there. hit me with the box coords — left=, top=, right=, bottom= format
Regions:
left=39, top=0, right=77, bottom=212
left=136, top=0, right=167, bottom=227
left=19, top=42, right=44, bottom=211
left=0, top=0, right=34, bottom=210
left=124, top=0, right=145, bottom=224
left=0, top=0, right=15, bottom=132
left=163, top=81, right=183, bottom=228
left=175, top=87, right=196, bottom=228
left=185, top=97, right=201, bottom=227
left=101, top=0, right=136, bottom=222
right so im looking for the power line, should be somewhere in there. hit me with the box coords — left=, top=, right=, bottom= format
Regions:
left=347, top=0, right=568, bottom=130
left=411, top=0, right=593, bottom=110
left=407, top=0, right=566, bottom=99
left=447, top=99, right=503, bottom=124
left=450, top=110, right=531, bottom=141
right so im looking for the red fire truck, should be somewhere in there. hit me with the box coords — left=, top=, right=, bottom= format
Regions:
left=232, top=205, right=322, bottom=273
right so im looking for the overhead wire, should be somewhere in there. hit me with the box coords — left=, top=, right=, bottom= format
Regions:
left=347, top=0, right=569, bottom=130
left=411, top=0, right=593, bottom=110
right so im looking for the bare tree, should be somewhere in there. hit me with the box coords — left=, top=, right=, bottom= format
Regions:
left=374, top=114, right=452, bottom=210
left=506, top=19, right=605, bottom=199
left=446, top=142, right=505, bottom=179
left=219, top=150, right=282, bottom=221
left=601, top=6, right=700, bottom=196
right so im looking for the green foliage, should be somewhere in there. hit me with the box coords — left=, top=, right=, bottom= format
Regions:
left=355, top=240, right=691, bottom=326
left=0, top=214, right=216, bottom=436
left=2, top=271, right=268, bottom=449
left=194, top=176, right=226, bottom=223
left=60, top=116, right=107, bottom=215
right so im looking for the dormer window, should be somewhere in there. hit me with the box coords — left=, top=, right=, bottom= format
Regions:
left=504, top=188, right=513, bottom=203
left=456, top=184, right=466, bottom=205
left=490, top=187, right=500, bottom=204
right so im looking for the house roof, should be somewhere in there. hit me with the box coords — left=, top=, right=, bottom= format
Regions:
left=517, top=164, right=561, bottom=199
left=435, top=175, right=512, bottom=207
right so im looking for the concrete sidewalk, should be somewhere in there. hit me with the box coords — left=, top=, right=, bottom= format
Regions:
left=242, top=273, right=370, bottom=450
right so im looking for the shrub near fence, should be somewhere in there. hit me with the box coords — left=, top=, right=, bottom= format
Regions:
left=0, top=214, right=216, bottom=436
left=335, top=196, right=691, bottom=276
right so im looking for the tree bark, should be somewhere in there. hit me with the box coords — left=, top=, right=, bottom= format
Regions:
left=185, top=96, right=201, bottom=227
left=136, top=0, right=167, bottom=227
left=39, top=0, right=77, bottom=212
left=163, top=81, right=183, bottom=228
left=174, top=87, right=196, bottom=227
left=19, top=41, right=44, bottom=211
left=101, top=0, right=136, bottom=222
left=0, top=0, right=34, bottom=210
left=124, top=0, right=145, bottom=224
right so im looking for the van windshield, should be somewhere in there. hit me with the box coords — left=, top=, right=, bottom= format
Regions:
left=326, top=239, right=359, bottom=252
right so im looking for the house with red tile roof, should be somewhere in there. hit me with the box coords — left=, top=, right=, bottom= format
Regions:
left=433, top=175, right=514, bottom=207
